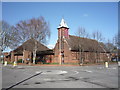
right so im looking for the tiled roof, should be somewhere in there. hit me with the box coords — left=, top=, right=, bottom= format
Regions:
left=13, top=38, right=50, bottom=54
left=65, top=35, right=109, bottom=53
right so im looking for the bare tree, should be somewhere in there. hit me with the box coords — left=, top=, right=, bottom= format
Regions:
left=8, top=26, right=22, bottom=49
left=91, top=31, right=104, bottom=63
left=0, top=21, right=3, bottom=61
left=113, top=33, right=119, bottom=49
left=75, top=27, right=89, bottom=65
left=0, top=21, right=11, bottom=51
left=0, top=21, right=17, bottom=51
left=13, top=16, right=50, bottom=64
left=105, top=39, right=117, bottom=53
left=75, top=27, right=89, bottom=38
left=0, top=21, right=15, bottom=63
left=92, top=31, right=103, bottom=42
left=112, top=33, right=120, bottom=60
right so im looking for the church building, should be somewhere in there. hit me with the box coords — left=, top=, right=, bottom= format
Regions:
left=53, top=19, right=110, bottom=64
left=4, top=19, right=110, bottom=65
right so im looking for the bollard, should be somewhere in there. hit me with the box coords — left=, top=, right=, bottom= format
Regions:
left=118, top=61, right=120, bottom=66
left=13, top=61, right=17, bottom=67
left=105, top=62, right=109, bottom=68
left=4, top=61, right=7, bottom=66
left=80, top=63, right=83, bottom=66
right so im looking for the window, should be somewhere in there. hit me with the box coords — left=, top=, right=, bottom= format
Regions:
left=72, top=52, right=77, bottom=60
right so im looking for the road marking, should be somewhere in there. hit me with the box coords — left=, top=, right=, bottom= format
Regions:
left=68, top=70, right=79, bottom=76
left=44, top=78, right=70, bottom=81
left=36, top=70, right=67, bottom=75
left=84, top=70, right=92, bottom=73
left=72, top=71, right=79, bottom=75
left=60, top=71, right=68, bottom=74
left=44, top=78, right=52, bottom=81
left=74, top=71, right=79, bottom=74
left=36, top=71, right=41, bottom=74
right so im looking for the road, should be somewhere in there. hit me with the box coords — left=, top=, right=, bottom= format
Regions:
left=1, top=64, right=119, bottom=89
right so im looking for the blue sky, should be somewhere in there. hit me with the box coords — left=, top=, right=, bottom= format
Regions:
left=2, top=2, right=118, bottom=51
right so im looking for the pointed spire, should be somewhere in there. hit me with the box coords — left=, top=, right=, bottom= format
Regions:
left=57, top=18, right=69, bottom=29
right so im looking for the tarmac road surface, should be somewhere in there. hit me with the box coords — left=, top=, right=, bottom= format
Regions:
left=1, top=64, right=119, bottom=89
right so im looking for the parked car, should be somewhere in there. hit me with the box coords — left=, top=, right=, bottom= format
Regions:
left=118, top=58, right=120, bottom=66
left=111, top=57, right=117, bottom=62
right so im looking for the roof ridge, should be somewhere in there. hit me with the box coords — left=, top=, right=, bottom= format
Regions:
left=69, top=35, right=97, bottom=42
left=13, top=38, right=49, bottom=52
left=26, top=38, right=49, bottom=49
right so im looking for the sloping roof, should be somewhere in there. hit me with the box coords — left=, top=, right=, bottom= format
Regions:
left=57, top=18, right=69, bottom=29
left=65, top=35, right=109, bottom=53
left=13, top=38, right=50, bottom=54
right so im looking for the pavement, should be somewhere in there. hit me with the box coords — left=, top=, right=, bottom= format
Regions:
left=1, top=63, right=119, bottom=89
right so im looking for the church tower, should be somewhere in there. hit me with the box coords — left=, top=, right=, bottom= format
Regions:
left=57, top=18, right=69, bottom=65
left=57, top=18, right=69, bottom=39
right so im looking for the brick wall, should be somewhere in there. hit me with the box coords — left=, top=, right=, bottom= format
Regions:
left=23, top=50, right=32, bottom=63
left=3, top=52, right=11, bottom=62
left=11, top=51, right=15, bottom=62
left=53, top=39, right=110, bottom=64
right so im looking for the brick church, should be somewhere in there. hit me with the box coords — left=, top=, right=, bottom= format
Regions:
left=4, top=19, right=110, bottom=65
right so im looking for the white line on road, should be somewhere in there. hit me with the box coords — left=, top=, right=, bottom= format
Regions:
left=44, top=78, right=70, bottom=81
left=84, top=70, right=92, bottom=73
left=36, top=70, right=67, bottom=75
left=68, top=70, right=79, bottom=76
left=74, top=71, right=79, bottom=74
